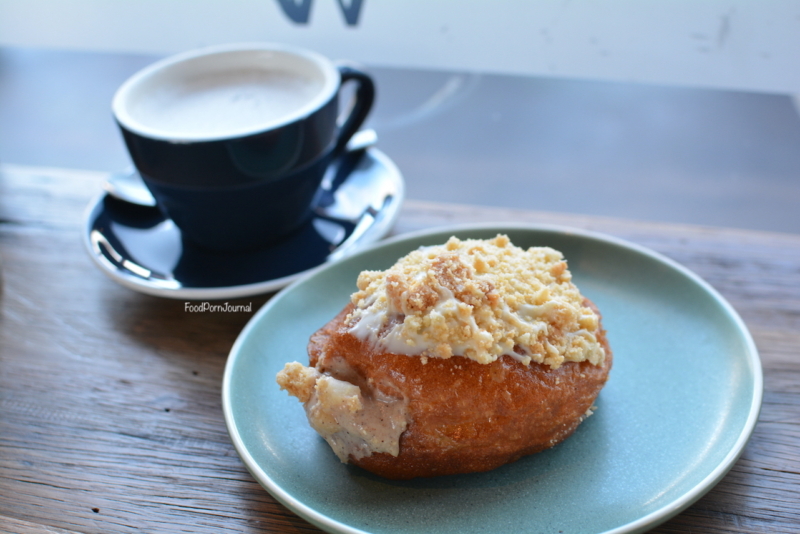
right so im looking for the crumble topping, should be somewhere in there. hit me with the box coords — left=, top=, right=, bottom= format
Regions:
left=346, top=234, right=605, bottom=369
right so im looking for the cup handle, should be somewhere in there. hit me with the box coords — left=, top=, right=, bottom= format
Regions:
left=335, top=65, right=376, bottom=155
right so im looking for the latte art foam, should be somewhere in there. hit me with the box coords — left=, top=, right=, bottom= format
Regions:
left=128, top=68, right=325, bottom=138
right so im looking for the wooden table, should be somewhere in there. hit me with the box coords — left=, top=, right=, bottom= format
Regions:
left=1, top=164, right=798, bottom=533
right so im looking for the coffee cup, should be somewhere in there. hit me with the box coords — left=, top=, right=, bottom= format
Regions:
left=112, top=43, right=375, bottom=252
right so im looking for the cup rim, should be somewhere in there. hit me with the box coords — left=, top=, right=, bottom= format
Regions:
left=112, top=42, right=341, bottom=143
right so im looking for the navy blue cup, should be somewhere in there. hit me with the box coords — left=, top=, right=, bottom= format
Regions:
left=112, top=43, right=375, bottom=251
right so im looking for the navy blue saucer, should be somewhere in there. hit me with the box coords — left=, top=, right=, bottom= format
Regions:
left=83, top=148, right=403, bottom=299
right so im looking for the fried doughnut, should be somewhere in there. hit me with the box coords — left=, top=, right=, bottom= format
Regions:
left=278, top=235, right=612, bottom=479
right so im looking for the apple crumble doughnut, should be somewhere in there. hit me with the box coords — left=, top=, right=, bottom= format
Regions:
left=277, top=234, right=612, bottom=479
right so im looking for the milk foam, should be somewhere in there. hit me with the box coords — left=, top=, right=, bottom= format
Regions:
left=128, top=68, right=325, bottom=138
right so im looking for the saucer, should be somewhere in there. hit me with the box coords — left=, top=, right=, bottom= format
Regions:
left=83, top=148, right=404, bottom=300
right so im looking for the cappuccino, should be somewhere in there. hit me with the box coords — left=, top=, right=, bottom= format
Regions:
left=112, top=43, right=375, bottom=251
left=128, top=68, right=325, bottom=139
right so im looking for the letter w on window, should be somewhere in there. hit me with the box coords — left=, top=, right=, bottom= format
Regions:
left=276, top=0, right=365, bottom=26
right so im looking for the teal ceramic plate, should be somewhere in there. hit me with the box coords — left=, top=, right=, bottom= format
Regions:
left=223, top=223, right=762, bottom=534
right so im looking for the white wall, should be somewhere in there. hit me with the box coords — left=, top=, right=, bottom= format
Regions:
left=1, top=0, right=799, bottom=94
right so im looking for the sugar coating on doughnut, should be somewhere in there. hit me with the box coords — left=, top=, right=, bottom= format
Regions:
left=346, top=235, right=605, bottom=369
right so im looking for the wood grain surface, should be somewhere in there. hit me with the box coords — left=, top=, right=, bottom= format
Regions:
left=1, top=164, right=798, bottom=533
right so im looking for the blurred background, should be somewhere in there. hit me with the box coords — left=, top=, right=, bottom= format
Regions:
left=2, top=0, right=800, bottom=233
